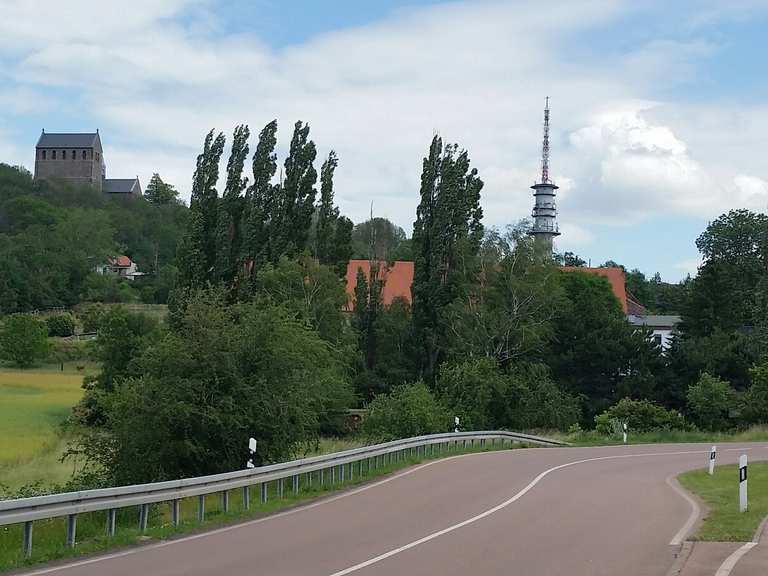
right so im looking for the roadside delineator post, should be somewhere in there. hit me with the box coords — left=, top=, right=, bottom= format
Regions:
left=247, top=437, right=257, bottom=469
left=454, top=416, right=460, bottom=433
left=708, top=445, right=716, bottom=475
left=739, top=454, right=748, bottom=513
left=622, top=422, right=627, bottom=444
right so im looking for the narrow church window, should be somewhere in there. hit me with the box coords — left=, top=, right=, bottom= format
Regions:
left=71, top=150, right=76, bottom=160
left=82, top=150, right=87, bottom=160
left=96, top=152, right=100, bottom=161
left=52, top=150, right=56, bottom=159
left=42, top=150, right=47, bottom=160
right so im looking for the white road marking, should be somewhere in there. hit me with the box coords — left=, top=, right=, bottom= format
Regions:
left=714, top=542, right=758, bottom=576
left=327, top=447, right=767, bottom=576
left=17, top=445, right=766, bottom=576
left=666, top=474, right=701, bottom=546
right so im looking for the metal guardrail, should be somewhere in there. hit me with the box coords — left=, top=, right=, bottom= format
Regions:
left=0, top=430, right=566, bottom=558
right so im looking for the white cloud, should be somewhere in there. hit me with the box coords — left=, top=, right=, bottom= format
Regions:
left=0, top=0, right=766, bottom=240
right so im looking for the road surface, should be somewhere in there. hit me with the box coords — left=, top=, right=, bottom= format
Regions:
left=18, top=443, right=768, bottom=576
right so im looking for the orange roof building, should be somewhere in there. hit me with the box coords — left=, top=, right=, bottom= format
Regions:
left=344, top=260, right=644, bottom=316
left=344, top=260, right=414, bottom=310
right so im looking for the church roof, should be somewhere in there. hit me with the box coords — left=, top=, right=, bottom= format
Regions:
left=344, top=260, right=414, bottom=310
left=36, top=132, right=101, bottom=148
left=103, top=178, right=141, bottom=195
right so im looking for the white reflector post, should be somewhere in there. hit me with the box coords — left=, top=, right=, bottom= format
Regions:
left=708, top=445, right=716, bottom=475
left=247, top=437, right=257, bottom=469
left=454, top=416, right=460, bottom=433
left=622, top=422, right=627, bottom=444
left=739, top=454, right=748, bottom=513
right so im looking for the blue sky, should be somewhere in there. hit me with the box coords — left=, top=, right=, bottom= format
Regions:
left=1, top=0, right=767, bottom=281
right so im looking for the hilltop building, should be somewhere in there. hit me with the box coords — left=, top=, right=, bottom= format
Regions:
left=34, top=130, right=141, bottom=196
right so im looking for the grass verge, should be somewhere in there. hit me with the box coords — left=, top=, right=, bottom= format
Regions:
left=0, top=440, right=525, bottom=573
left=551, top=426, right=768, bottom=447
left=678, top=462, right=768, bottom=541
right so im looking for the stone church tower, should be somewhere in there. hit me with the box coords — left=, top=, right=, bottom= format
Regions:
left=34, top=130, right=141, bottom=195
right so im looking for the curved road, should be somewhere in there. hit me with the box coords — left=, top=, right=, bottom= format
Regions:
left=19, top=443, right=768, bottom=576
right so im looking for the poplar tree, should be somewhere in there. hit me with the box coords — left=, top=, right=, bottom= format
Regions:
left=243, top=120, right=278, bottom=278
left=278, top=121, right=317, bottom=256
left=411, top=135, right=484, bottom=382
left=315, top=150, right=339, bottom=265
left=216, top=124, right=250, bottom=285
left=178, top=129, right=226, bottom=289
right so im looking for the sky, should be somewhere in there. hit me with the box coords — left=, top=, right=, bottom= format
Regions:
left=1, top=0, right=767, bottom=281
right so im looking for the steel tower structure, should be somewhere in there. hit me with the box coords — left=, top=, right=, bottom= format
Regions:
left=529, top=97, right=560, bottom=252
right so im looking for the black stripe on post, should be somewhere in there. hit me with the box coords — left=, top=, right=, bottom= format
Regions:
left=740, top=466, right=748, bottom=483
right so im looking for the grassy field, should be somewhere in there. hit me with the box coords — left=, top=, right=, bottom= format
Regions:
left=0, top=366, right=87, bottom=490
left=678, top=462, right=768, bottom=541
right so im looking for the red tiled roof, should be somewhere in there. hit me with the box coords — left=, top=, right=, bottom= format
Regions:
left=560, top=266, right=629, bottom=313
left=345, top=260, right=414, bottom=310
left=108, top=255, right=133, bottom=268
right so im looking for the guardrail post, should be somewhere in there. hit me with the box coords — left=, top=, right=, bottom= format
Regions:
left=66, top=514, right=77, bottom=548
left=278, top=478, right=284, bottom=499
left=23, top=521, right=33, bottom=559
left=349, top=461, right=354, bottom=481
left=107, top=508, right=117, bottom=536
left=243, top=486, right=250, bottom=510
left=320, top=468, right=324, bottom=486
left=358, top=459, right=362, bottom=477
left=292, top=474, right=299, bottom=494
left=198, top=495, right=206, bottom=522
left=340, top=464, right=345, bottom=483
left=260, top=482, right=268, bottom=504
left=306, top=472, right=312, bottom=488
left=221, top=490, right=230, bottom=513
left=331, top=466, right=336, bottom=484
left=139, top=504, right=149, bottom=532
left=171, top=499, right=181, bottom=526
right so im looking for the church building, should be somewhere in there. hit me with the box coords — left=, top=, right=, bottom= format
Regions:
left=33, top=130, right=141, bottom=196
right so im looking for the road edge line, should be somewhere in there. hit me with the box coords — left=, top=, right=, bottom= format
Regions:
left=666, top=474, right=702, bottom=546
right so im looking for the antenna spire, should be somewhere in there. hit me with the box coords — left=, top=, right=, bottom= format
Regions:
left=541, top=96, right=551, bottom=184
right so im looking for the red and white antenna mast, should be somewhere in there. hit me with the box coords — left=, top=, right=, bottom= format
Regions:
left=541, top=96, right=551, bottom=184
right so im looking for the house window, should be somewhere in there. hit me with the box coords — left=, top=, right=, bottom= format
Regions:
left=42, top=150, right=47, bottom=160
left=82, top=150, right=87, bottom=160
left=71, top=150, right=76, bottom=160
left=52, top=150, right=57, bottom=160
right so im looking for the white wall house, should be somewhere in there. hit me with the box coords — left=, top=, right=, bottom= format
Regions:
left=627, top=314, right=681, bottom=351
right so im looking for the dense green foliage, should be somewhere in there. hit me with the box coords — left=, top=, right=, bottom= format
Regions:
left=686, top=373, right=737, bottom=431
left=0, top=313, right=49, bottom=367
left=362, top=382, right=450, bottom=440
left=0, top=164, right=187, bottom=312
left=594, top=398, right=688, bottom=434
left=76, top=294, right=352, bottom=483
left=45, top=313, right=75, bottom=337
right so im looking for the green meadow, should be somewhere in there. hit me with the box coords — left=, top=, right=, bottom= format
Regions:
left=0, top=368, right=85, bottom=490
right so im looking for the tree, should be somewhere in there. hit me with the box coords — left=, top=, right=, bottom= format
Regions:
left=143, top=174, right=179, bottom=205
left=411, top=136, right=484, bottom=382
left=362, top=382, right=450, bottom=440
left=351, top=218, right=408, bottom=261
left=177, top=130, right=226, bottom=290
left=242, top=120, right=279, bottom=277
left=254, top=256, right=349, bottom=344
left=77, top=292, right=353, bottom=484
left=549, top=270, right=663, bottom=419
left=315, top=150, right=339, bottom=264
left=686, top=373, right=736, bottom=431
left=275, top=121, right=317, bottom=257
left=557, top=251, right=586, bottom=267
left=594, top=398, right=688, bottom=435
left=0, top=313, right=49, bottom=368
left=741, top=360, right=768, bottom=425
left=216, top=124, right=250, bottom=286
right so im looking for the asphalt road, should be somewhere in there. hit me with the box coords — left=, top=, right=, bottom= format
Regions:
left=19, top=443, right=768, bottom=576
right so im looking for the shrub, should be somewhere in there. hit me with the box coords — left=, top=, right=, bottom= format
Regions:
left=437, top=357, right=505, bottom=430
left=686, top=373, right=737, bottom=431
left=516, top=366, right=581, bottom=431
left=742, top=361, right=768, bottom=425
left=47, top=338, right=94, bottom=364
left=595, top=398, right=688, bottom=435
left=0, top=313, right=49, bottom=368
left=79, top=303, right=107, bottom=333
left=362, top=382, right=451, bottom=441
left=45, top=313, right=76, bottom=337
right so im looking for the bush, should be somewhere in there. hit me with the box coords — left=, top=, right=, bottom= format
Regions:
left=0, top=313, right=49, bottom=367
left=686, top=373, right=737, bottom=431
left=79, top=303, right=107, bottom=333
left=742, top=361, right=768, bottom=425
left=45, top=313, right=76, bottom=337
left=515, top=365, right=581, bottom=431
left=362, top=382, right=450, bottom=441
left=595, top=398, right=688, bottom=435
left=47, top=338, right=93, bottom=364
